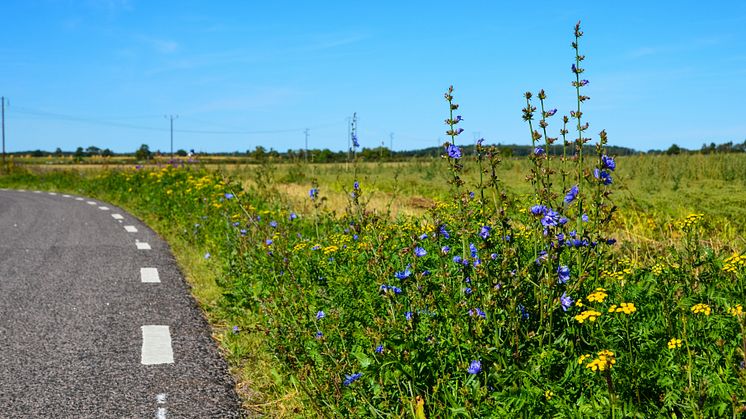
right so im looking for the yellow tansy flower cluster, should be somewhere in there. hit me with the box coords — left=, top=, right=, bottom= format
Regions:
left=601, top=269, right=632, bottom=282
left=322, top=245, right=339, bottom=255
left=544, top=390, right=553, bottom=400
left=691, top=303, right=711, bottom=316
left=728, top=304, right=743, bottom=317
left=574, top=310, right=602, bottom=324
left=667, top=338, right=683, bottom=349
left=723, top=254, right=746, bottom=274
left=676, top=213, right=704, bottom=230
left=651, top=263, right=666, bottom=275
left=608, top=302, right=636, bottom=315
left=586, top=288, right=608, bottom=303
left=577, top=354, right=591, bottom=365
left=584, top=350, right=616, bottom=372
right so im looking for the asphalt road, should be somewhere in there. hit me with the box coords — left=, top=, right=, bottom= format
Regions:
left=0, top=189, right=242, bottom=418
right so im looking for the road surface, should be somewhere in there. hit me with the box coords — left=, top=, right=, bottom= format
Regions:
left=0, top=188, right=242, bottom=418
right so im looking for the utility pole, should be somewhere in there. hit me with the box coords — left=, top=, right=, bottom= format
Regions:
left=389, top=132, right=394, bottom=151
left=304, top=128, right=309, bottom=163
left=165, top=115, right=178, bottom=159
left=1, top=97, right=6, bottom=171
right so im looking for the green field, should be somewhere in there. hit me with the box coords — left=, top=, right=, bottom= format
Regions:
left=2, top=150, right=745, bottom=417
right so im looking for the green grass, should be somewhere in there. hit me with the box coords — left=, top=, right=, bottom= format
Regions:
left=2, top=152, right=745, bottom=417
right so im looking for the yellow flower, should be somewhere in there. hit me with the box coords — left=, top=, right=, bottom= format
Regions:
left=691, top=303, right=711, bottom=316
left=585, top=350, right=616, bottom=372
left=667, top=338, right=683, bottom=349
left=609, top=302, right=636, bottom=315
left=729, top=305, right=743, bottom=317
left=577, top=354, right=591, bottom=365
left=323, top=245, right=339, bottom=255
left=574, top=310, right=602, bottom=324
left=586, top=288, right=608, bottom=303
left=544, top=390, right=553, bottom=400
left=723, top=254, right=746, bottom=273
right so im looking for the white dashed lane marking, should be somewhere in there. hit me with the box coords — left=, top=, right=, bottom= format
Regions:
left=124, top=225, right=138, bottom=233
left=48, top=192, right=57, bottom=196
left=141, top=326, right=174, bottom=365
left=86, top=201, right=96, bottom=205
left=111, top=214, right=124, bottom=220
left=75, top=197, right=84, bottom=201
left=33, top=190, right=41, bottom=194
left=136, top=241, right=151, bottom=250
left=98, top=206, right=109, bottom=210
left=140, top=268, right=160, bottom=283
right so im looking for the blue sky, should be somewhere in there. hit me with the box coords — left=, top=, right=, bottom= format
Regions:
left=2, top=0, right=745, bottom=153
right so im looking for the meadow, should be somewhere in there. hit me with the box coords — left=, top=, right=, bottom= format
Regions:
left=2, top=23, right=746, bottom=418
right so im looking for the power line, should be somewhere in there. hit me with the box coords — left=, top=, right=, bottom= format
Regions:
left=9, top=105, right=343, bottom=135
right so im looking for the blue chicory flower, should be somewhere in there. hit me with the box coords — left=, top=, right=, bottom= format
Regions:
left=343, top=372, right=362, bottom=386
left=530, top=205, right=547, bottom=216
left=414, top=247, right=427, bottom=257
left=561, top=292, right=574, bottom=311
left=601, top=155, right=616, bottom=171
left=446, top=144, right=462, bottom=159
left=479, top=225, right=491, bottom=239
left=467, top=360, right=482, bottom=374
left=316, top=311, right=325, bottom=320
left=564, top=185, right=579, bottom=204
left=395, top=265, right=412, bottom=280
left=594, top=168, right=612, bottom=185
left=558, top=265, right=570, bottom=284
left=439, top=225, right=451, bottom=239
left=518, top=304, right=530, bottom=319
left=375, top=345, right=384, bottom=354
left=224, top=193, right=234, bottom=199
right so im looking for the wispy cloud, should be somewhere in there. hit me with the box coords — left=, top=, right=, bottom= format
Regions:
left=184, top=87, right=307, bottom=114
left=136, top=35, right=180, bottom=54
left=141, top=31, right=366, bottom=77
left=86, top=0, right=133, bottom=13
left=301, top=34, right=367, bottom=52
left=626, top=36, right=725, bottom=60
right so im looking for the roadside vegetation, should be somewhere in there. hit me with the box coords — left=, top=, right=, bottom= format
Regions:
left=2, top=22, right=746, bottom=417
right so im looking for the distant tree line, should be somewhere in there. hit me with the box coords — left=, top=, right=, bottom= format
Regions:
left=643, top=140, right=746, bottom=156
left=9, top=139, right=746, bottom=163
